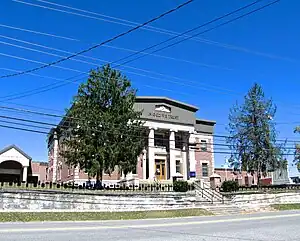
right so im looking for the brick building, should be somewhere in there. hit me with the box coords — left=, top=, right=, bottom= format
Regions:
left=47, top=96, right=216, bottom=185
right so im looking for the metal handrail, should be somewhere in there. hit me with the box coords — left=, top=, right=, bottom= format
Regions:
left=202, top=182, right=224, bottom=200
left=194, top=181, right=224, bottom=204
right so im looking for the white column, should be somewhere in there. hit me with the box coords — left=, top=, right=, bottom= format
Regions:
left=210, top=137, right=215, bottom=175
left=182, top=137, right=188, bottom=181
left=52, top=131, right=59, bottom=183
left=148, top=128, right=155, bottom=180
left=22, top=166, right=28, bottom=182
left=169, top=130, right=176, bottom=179
left=142, top=149, right=147, bottom=180
left=74, top=165, right=80, bottom=181
left=189, top=132, right=196, bottom=179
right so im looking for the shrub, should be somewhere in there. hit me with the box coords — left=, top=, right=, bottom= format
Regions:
left=173, top=180, right=189, bottom=192
left=221, top=180, right=239, bottom=192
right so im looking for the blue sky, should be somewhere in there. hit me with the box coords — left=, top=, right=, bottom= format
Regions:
left=0, top=0, right=300, bottom=175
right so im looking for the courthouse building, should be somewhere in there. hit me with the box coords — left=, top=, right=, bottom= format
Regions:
left=47, top=96, right=216, bottom=185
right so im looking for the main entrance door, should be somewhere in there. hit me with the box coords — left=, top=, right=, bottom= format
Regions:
left=155, top=159, right=166, bottom=180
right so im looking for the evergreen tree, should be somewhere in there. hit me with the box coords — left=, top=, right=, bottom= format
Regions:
left=227, top=83, right=286, bottom=185
left=293, top=127, right=300, bottom=172
left=59, top=65, right=145, bottom=182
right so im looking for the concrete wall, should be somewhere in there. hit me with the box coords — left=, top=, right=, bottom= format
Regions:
left=0, top=190, right=202, bottom=211
left=231, top=192, right=300, bottom=205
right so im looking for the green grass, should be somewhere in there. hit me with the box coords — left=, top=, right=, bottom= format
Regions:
left=271, top=203, right=300, bottom=211
left=0, top=209, right=212, bottom=222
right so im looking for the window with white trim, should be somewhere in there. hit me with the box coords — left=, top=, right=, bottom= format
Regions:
left=202, top=163, right=208, bottom=177
left=176, top=160, right=181, bottom=173
left=200, top=140, right=207, bottom=151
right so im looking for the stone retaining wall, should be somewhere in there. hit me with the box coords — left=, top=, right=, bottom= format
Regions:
left=0, top=189, right=204, bottom=211
left=1, top=189, right=300, bottom=212
left=231, top=192, right=300, bottom=205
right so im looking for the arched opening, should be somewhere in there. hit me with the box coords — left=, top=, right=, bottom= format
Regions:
left=0, top=160, right=22, bottom=183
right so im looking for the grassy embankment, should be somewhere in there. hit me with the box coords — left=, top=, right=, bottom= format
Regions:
left=271, top=203, right=300, bottom=211
left=0, top=209, right=212, bottom=222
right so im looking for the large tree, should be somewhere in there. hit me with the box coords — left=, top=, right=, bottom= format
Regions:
left=59, top=65, right=146, bottom=182
left=227, top=83, right=286, bottom=185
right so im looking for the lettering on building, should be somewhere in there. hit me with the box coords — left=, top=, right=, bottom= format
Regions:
left=148, top=112, right=179, bottom=120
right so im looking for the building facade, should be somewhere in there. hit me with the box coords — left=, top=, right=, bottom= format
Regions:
left=48, top=96, right=216, bottom=185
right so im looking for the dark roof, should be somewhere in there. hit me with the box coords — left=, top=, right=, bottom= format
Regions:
left=136, top=96, right=198, bottom=112
left=196, top=118, right=216, bottom=125
left=0, top=145, right=32, bottom=160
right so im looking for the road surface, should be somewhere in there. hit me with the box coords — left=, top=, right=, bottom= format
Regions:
left=0, top=211, right=299, bottom=240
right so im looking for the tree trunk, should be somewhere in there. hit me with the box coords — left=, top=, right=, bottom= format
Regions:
left=257, top=161, right=261, bottom=188
left=96, top=169, right=103, bottom=189
left=96, top=170, right=102, bottom=182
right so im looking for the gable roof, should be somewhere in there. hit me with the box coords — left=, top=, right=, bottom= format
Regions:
left=135, top=96, right=198, bottom=112
left=0, top=145, right=32, bottom=160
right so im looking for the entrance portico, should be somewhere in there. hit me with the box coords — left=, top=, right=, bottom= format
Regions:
left=0, top=145, right=31, bottom=182
left=134, top=96, right=216, bottom=182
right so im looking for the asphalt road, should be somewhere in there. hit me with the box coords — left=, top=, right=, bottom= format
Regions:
left=0, top=211, right=299, bottom=241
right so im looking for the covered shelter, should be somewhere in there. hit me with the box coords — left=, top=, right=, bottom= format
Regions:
left=0, top=145, right=32, bottom=183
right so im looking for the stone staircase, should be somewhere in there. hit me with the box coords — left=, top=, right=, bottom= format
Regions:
left=203, top=204, right=247, bottom=215
left=193, top=181, right=229, bottom=204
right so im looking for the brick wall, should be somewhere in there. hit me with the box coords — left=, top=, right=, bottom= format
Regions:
left=137, top=154, right=143, bottom=179
left=194, top=137, right=213, bottom=180
left=30, top=162, right=48, bottom=182
left=214, top=168, right=258, bottom=186
left=59, top=155, right=75, bottom=183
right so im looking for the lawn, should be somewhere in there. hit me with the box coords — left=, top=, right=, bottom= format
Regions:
left=271, top=203, right=300, bottom=211
left=0, top=209, right=212, bottom=222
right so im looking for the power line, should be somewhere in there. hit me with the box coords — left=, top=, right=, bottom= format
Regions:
left=0, top=114, right=56, bottom=127
left=0, top=34, right=233, bottom=90
left=0, top=0, right=195, bottom=79
left=0, top=112, right=297, bottom=148
left=113, top=0, right=280, bottom=68
left=0, top=0, right=269, bottom=103
left=0, top=119, right=50, bottom=130
left=0, top=27, right=230, bottom=71
left=0, top=38, right=237, bottom=95
left=0, top=122, right=49, bottom=134
left=0, top=119, right=297, bottom=156
left=0, top=67, right=297, bottom=129
left=21, top=0, right=293, bottom=64
left=0, top=52, right=85, bottom=74
left=111, top=0, right=265, bottom=67
left=0, top=107, right=298, bottom=144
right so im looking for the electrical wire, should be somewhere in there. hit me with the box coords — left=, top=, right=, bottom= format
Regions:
left=0, top=0, right=273, bottom=104
left=0, top=35, right=236, bottom=92
left=0, top=52, right=85, bottom=74
left=0, top=120, right=296, bottom=156
left=0, top=26, right=230, bottom=71
left=0, top=112, right=297, bottom=152
left=22, top=0, right=294, bottom=64
left=0, top=40, right=238, bottom=97
left=0, top=0, right=195, bottom=79
left=0, top=107, right=295, bottom=144
left=113, top=0, right=280, bottom=68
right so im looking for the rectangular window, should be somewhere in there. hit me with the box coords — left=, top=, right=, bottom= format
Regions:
left=202, top=163, right=208, bottom=177
left=200, top=140, right=207, bottom=151
left=154, top=134, right=164, bottom=147
left=176, top=160, right=181, bottom=173
left=175, top=135, right=183, bottom=149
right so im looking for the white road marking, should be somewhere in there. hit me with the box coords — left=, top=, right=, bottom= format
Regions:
left=0, top=213, right=300, bottom=233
